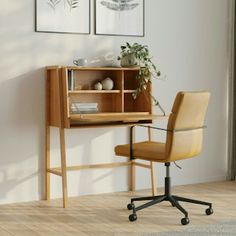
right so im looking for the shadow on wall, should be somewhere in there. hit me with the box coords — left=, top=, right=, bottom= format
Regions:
left=88, top=52, right=119, bottom=67
left=0, top=65, right=127, bottom=201
left=0, top=68, right=45, bottom=200
left=49, top=125, right=129, bottom=198
left=0, top=0, right=134, bottom=202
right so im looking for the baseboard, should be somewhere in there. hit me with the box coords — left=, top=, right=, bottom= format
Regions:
left=134, top=174, right=228, bottom=191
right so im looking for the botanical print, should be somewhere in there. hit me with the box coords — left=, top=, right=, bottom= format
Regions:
left=47, top=0, right=79, bottom=11
left=100, top=0, right=139, bottom=11
left=36, top=0, right=90, bottom=34
left=96, top=0, right=144, bottom=36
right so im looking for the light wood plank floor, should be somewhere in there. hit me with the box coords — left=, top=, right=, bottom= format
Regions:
left=0, top=181, right=235, bottom=236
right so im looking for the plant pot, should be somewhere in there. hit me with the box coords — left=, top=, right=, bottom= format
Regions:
left=120, top=54, right=138, bottom=67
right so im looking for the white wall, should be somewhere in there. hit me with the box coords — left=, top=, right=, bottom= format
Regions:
left=0, top=0, right=229, bottom=204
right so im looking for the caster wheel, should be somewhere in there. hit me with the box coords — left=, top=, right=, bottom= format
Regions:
left=171, top=202, right=175, bottom=207
left=205, top=207, right=213, bottom=215
left=127, top=203, right=135, bottom=210
left=181, top=217, right=190, bottom=225
left=129, top=214, right=137, bottom=222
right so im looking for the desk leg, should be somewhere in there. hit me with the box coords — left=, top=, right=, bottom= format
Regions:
left=148, top=127, right=157, bottom=196
left=59, top=128, right=68, bottom=208
left=129, top=126, right=136, bottom=192
left=45, top=125, right=50, bottom=200
left=130, top=160, right=136, bottom=192
left=150, top=161, right=157, bottom=196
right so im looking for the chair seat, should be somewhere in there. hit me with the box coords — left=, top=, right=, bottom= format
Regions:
left=115, top=141, right=166, bottom=161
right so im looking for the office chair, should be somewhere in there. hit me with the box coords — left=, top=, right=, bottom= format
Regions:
left=115, top=91, right=213, bottom=225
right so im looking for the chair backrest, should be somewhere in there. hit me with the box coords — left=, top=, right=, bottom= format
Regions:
left=165, top=91, right=210, bottom=162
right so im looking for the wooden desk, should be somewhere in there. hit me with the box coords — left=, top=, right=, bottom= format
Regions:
left=45, top=66, right=167, bottom=207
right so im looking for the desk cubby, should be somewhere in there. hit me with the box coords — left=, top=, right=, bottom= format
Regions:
left=46, top=66, right=153, bottom=128
left=70, top=69, right=122, bottom=91
left=124, top=70, right=139, bottom=90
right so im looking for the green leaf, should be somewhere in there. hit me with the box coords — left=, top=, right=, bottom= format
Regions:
left=117, top=42, right=164, bottom=111
left=126, top=42, right=131, bottom=48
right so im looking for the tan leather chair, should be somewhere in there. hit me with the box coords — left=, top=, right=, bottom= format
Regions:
left=115, top=91, right=213, bottom=225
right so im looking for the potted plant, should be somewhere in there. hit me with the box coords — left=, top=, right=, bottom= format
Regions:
left=117, top=42, right=165, bottom=115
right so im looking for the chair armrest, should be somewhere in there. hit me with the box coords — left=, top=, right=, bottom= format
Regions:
left=129, top=124, right=206, bottom=160
left=129, top=125, right=169, bottom=160
left=133, top=124, right=207, bottom=132
left=134, top=124, right=171, bottom=132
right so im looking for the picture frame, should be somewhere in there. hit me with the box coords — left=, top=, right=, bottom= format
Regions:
left=95, top=0, right=145, bottom=37
left=35, top=0, right=90, bottom=34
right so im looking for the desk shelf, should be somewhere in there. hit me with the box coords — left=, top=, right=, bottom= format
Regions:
left=70, top=112, right=152, bottom=123
left=68, top=90, right=121, bottom=94
left=124, top=90, right=136, bottom=93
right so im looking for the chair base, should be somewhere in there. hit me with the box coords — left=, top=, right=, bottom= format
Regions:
left=127, top=163, right=213, bottom=225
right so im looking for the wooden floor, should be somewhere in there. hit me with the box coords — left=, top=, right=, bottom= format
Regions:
left=0, top=181, right=235, bottom=235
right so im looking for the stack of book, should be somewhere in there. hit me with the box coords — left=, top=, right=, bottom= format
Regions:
left=71, top=102, right=98, bottom=114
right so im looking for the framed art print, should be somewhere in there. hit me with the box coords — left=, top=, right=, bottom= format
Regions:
left=95, top=0, right=145, bottom=36
left=35, top=0, right=90, bottom=34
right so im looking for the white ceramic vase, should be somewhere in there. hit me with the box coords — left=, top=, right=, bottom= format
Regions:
left=101, top=78, right=114, bottom=90
left=94, top=82, right=103, bottom=90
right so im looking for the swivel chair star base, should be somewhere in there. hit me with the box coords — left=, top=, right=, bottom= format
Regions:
left=127, top=163, right=213, bottom=225
left=115, top=91, right=213, bottom=225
